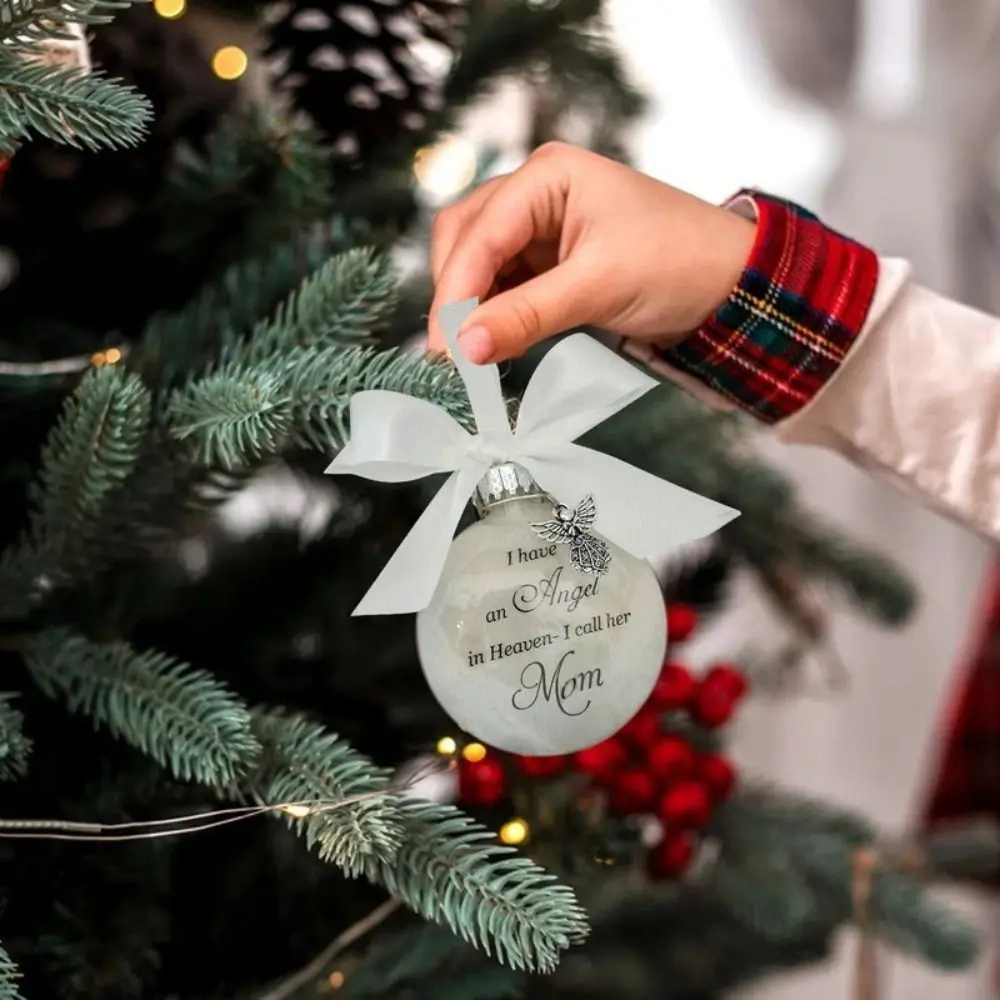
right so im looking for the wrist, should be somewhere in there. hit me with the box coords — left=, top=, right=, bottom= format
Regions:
left=656, top=191, right=879, bottom=423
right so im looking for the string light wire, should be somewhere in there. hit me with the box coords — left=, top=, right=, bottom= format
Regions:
left=0, top=757, right=448, bottom=844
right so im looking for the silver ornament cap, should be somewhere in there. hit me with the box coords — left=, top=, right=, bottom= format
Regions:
left=473, top=462, right=547, bottom=517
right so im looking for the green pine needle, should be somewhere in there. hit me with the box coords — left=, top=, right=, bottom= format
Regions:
left=24, top=629, right=261, bottom=787
left=0, top=693, right=31, bottom=781
left=0, top=56, right=151, bottom=153
left=0, top=0, right=144, bottom=47
left=139, top=217, right=367, bottom=387
left=228, top=247, right=398, bottom=366
left=343, top=923, right=526, bottom=1000
left=365, top=799, right=589, bottom=975
left=246, top=709, right=402, bottom=876
left=284, top=345, right=472, bottom=452
left=21, top=363, right=150, bottom=584
left=0, top=943, right=23, bottom=1000
left=167, top=363, right=292, bottom=469
left=167, top=345, right=470, bottom=469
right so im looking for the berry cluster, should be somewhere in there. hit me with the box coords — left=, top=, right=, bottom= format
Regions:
left=457, top=604, right=750, bottom=880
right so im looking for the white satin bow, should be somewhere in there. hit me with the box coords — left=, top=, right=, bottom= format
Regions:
left=326, top=298, right=740, bottom=616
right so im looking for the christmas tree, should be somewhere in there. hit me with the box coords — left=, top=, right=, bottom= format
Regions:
left=0, top=2, right=995, bottom=999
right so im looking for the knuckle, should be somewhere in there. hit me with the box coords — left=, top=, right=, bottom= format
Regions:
left=532, top=140, right=573, bottom=162
left=509, top=295, right=543, bottom=345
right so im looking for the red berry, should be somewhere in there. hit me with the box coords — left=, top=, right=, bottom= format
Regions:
left=647, top=831, right=697, bottom=879
left=607, top=769, right=657, bottom=816
left=458, top=756, right=506, bottom=807
left=573, top=739, right=629, bottom=784
left=515, top=754, right=568, bottom=779
left=649, top=662, right=697, bottom=711
left=657, top=780, right=712, bottom=829
left=619, top=707, right=661, bottom=748
left=646, top=735, right=696, bottom=787
left=0, top=158, right=10, bottom=188
left=703, top=664, right=749, bottom=699
left=690, top=667, right=748, bottom=729
left=666, top=604, right=699, bottom=643
left=697, top=753, right=736, bottom=801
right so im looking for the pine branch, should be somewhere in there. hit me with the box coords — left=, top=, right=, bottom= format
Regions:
left=138, top=216, right=369, bottom=387
left=0, top=0, right=143, bottom=47
left=227, top=248, right=398, bottom=366
left=166, top=345, right=471, bottom=469
left=166, top=364, right=292, bottom=469
left=245, top=709, right=402, bottom=877
left=709, top=787, right=982, bottom=969
left=24, top=628, right=261, bottom=787
left=0, top=694, right=31, bottom=781
left=0, top=55, right=151, bottom=154
left=158, top=107, right=334, bottom=267
left=342, top=922, right=526, bottom=1000
left=31, top=364, right=150, bottom=545
left=0, top=943, right=22, bottom=1000
left=365, top=799, right=589, bottom=974
left=0, top=364, right=150, bottom=616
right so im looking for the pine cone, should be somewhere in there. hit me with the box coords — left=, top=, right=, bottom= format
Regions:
left=264, top=0, right=467, bottom=173
left=0, top=5, right=239, bottom=340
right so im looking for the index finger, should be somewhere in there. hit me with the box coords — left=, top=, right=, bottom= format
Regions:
left=429, top=156, right=568, bottom=345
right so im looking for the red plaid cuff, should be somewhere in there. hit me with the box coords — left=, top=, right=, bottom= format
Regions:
left=659, top=191, right=879, bottom=424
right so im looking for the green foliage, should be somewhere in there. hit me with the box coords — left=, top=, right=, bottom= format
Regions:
left=246, top=709, right=401, bottom=876
left=30, top=365, right=150, bottom=554
left=158, top=108, right=334, bottom=264
left=0, top=55, right=151, bottom=155
left=138, top=216, right=370, bottom=387
left=343, top=923, right=525, bottom=1000
left=24, top=628, right=260, bottom=787
left=0, top=0, right=144, bottom=47
left=167, top=344, right=470, bottom=468
left=228, top=248, right=398, bottom=365
left=0, top=693, right=31, bottom=780
left=0, top=364, right=150, bottom=616
left=365, top=799, right=589, bottom=975
left=709, top=786, right=987, bottom=969
left=0, top=944, right=22, bottom=1000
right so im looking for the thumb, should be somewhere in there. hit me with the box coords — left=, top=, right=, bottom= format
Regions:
left=457, top=259, right=602, bottom=364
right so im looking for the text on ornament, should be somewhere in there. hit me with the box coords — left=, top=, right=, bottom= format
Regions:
left=510, top=649, right=603, bottom=718
left=512, top=565, right=600, bottom=616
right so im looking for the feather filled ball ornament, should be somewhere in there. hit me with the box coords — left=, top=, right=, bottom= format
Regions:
left=416, top=463, right=668, bottom=758
left=263, top=0, right=467, bottom=172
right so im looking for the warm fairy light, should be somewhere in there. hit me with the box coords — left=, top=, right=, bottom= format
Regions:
left=328, top=971, right=345, bottom=989
left=281, top=803, right=312, bottom=818
left=461, top=742, right=486, bottom=762
left=90, top=351, right=106, bottom=367
left=499, top=818, right=529, bottom=846
left=104, top=347, right=122, bottom=364
left=212, top=45, right=248, bottom=80
left=436, top=736, right=457, bottom=756
left=413, top=135, right=478, bottom=202
left=153, top=0, right=186, bottom=18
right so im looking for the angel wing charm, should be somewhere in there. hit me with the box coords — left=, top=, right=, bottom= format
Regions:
left=531, top=495, right=611, bottom=576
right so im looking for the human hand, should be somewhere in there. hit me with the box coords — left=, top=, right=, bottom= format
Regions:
left=428, top=142, right=756, bottom=365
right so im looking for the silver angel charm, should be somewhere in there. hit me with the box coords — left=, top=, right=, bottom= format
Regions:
left=531, top=495, right=611, bottom=576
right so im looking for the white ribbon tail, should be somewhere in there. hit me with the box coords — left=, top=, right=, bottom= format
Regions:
left=515, top=333, right=659, bottom=444
left=351, top=463, right=484, bottom=616
left=326, top=390, right=471, bottom=481
left=519, top=442, right=740, bottom=559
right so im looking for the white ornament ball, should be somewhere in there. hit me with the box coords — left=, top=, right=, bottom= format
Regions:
left=416, top=481, right=666, bottom=756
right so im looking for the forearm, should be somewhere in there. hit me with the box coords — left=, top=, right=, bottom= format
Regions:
left=627, top=192, right=1000, bottom=543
